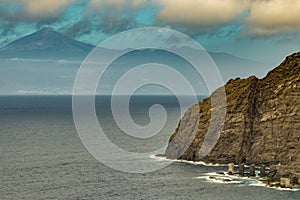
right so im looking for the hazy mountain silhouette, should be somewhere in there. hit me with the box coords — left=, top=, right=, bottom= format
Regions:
left=0, top=28, right=94, bottom=60
left=0, top=28, right=274, bottom=94
left=0, top=28, right=270, bottom=79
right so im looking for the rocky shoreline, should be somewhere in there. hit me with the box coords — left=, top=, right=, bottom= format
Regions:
left=162, top=52, right=300, bottom=186
left=156, top=154, right=300, bottom=190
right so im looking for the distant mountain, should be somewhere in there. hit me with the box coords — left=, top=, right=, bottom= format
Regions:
left=0, top=28, right=276, bottom=95
left=0, top=28, right=270, bottom=79
left=209, top=52, right=270, bottom=79
left=0, top=28, right=94, bottom=60
left=126, top=48, right=269, bottom=79
left=209, top=52, right=264, bottom=69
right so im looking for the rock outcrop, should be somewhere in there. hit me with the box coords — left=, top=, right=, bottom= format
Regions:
left=165, top=52, right=300, bottom=168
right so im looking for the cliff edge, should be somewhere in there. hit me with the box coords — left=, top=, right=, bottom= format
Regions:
left=165, top=52, right=300, bottom=168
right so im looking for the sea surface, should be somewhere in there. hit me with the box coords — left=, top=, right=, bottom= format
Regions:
left=0, top=95, right=299, bottom=199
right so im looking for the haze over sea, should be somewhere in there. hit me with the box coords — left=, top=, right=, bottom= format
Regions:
left=0, top=95, right=298, bottom=199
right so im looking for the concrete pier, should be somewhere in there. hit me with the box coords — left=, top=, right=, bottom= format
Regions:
left=249, top=164, right=256, bottom=177
left=239, top=164, right=245, bottom=176
left=280, top=178, right=292, bottom=188
left=260, top=165, right=266, bottom=177
left=228, top=163, right=234, bottom=175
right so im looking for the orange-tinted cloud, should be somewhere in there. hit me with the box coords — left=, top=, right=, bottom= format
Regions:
left=156, top=0, right=249, bottom=27
left=88, top=0, right=145, bottom=10
left=1, top=0, right=75, bottom=17
left=246, top=0, right=300, bottom=36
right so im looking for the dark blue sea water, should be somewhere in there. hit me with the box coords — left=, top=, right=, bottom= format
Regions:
left=0, top=96, right=299, bottom=199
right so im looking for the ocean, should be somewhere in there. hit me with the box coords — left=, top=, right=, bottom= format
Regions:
left=0, top=95, right=299, bottom=199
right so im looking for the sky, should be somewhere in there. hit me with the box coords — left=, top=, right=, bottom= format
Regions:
left=0, top=0, right=300, bottom=65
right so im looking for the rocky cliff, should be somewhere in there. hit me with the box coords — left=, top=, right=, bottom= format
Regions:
left=165, top=52, right=300, bottom=167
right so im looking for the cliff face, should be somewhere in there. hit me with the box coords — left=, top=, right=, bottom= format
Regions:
left=165, top=52, right=300, bottom=166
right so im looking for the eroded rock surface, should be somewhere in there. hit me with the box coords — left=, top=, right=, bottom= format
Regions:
left=165, top=52, right=300, bottom=168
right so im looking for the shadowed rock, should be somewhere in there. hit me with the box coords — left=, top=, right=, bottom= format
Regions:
left=165, top=52, right=300, bottom=171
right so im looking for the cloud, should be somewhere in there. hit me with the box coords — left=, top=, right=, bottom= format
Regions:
left=63, top=14, right=137, bottom=41
left=1, top=0, right=300, bottom=46
left=88, top=0, right=145, bottom=10
left=100, top=14, right=138, bottom=33
left=155, top=0, right=249, bottom=27
left=246, top=0, right=300, bottom=36
left=86, top=0, right=251, bottom=37
left=73, top=0, right=141, bottom=38
left=16, top=89, right=72, bottom=95
left=89, top=0, right=127, bottom=9
left=63, top=18, right=92, bottom=38
left=0, top=1, right=77, bottom=46
left=131, top=0, right=147, bottom=9
left=0, top=0, right=76, bottom=18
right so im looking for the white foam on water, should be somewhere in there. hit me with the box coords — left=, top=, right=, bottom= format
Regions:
left=196, top=172, right=244, bottom=184
left=149, top=154, right=171, bottom=162
left=174, top=159, right=207, bottom=166
left=232, top=176, right=260, bottom=181
left=194, top=176, right=208, bottom=179
left=204, top=172, right=221, bottom=176
left=269, top=186, right=300, bottom=192
left=197, top=171, right=271, bottom=187
left=249, top=181, right=266, bottom=187
left=149, top=156, right=230, bottom=166
left=203, top=173, right=300, bottom=192
left=150, top=155, right=300, bottom=191
left=149, top=155, right=208, bottom=166
left=196, top=175, right=241, bottom=184
left=209, top=179, right=241, bottom=184
left=205, top=163, right=228, bottom=167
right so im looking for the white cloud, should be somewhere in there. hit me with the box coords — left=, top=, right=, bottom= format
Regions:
left=246, top=0, right=300, bottom=36
left=1, top=0, right=76, bottom=17
left=89, top=0, right=126, bottom=9
left=131, top=0, right=147, bottom=9
left=155, top=0, right=249, bottom=27
left=88, top=0, right=145, bottom=10
left=7, top=57, right=81, bottom=64
left=2, top=0, right=300, bottom=37
left=16, top=89, right=71, bottom=95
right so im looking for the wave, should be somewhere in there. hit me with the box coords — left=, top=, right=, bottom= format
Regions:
left=150, top=155, right=300, bottom=191
left=149, top=154, right=227, bottom=166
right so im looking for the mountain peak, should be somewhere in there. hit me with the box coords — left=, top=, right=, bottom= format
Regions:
left=287, top=52, right=300, bottom=59
left=39, top=27, right=52, bottom=32
left=35, top=27, right=59, bottom=37
left=0, top=28, right=94, bottom=60
left=264, top=52, right=300, bottom=80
